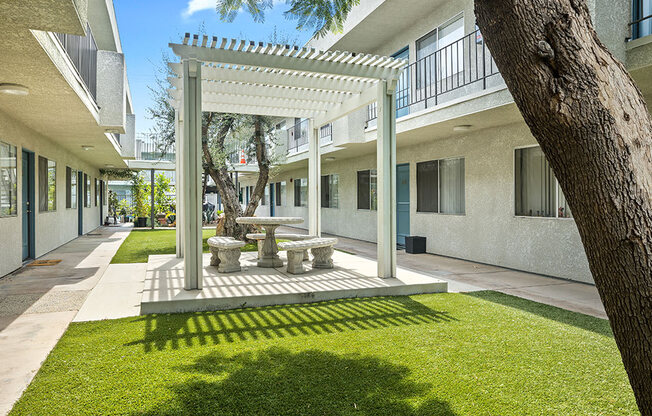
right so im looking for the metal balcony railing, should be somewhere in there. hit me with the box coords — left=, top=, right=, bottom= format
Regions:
left=287, top=119, right=309, bottom=153
left=630, top=0, right=652, bottom=40
left=320, top=123, right=332, bottom=145
left=367, top=28, right=501, bottom=122
left=135, top=134, right=175, bottom=161
left=54, top=23, right=98, bottom=101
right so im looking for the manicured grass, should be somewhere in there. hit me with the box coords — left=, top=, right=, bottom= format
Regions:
left=111, top=229, right=258, bottom=263
left=10, top=292, right=637, bottom=415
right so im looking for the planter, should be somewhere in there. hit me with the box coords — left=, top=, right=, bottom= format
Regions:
left=136, top=217, right=148, bottom=228
left=405, top=236, right=426, bottom=254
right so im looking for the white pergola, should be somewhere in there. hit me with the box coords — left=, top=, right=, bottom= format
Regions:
left=169, top=34, right=405, bottom=290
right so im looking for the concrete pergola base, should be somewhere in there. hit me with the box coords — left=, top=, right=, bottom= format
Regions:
left=140, top=251, right=448, bottom=314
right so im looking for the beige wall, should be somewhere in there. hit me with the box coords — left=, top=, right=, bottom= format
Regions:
left=0, top=111, right=107, bottom=277
left=243, top=121, right=592, bottom=283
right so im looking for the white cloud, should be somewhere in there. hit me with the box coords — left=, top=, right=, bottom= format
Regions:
left=183, top=0, right=215, bottom=17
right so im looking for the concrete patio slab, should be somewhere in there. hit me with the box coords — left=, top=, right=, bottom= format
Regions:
left=141, top=251, right=448, bottom=314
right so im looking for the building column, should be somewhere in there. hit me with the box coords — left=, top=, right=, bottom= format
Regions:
left=308, top=119, right=321, bottom=237
left=181, top=59, right=203, bottom=290
left=175, top=108, right=184, bottom=258
left=150, top=169, right=155, bottom=230
left=376, top=79, right=397, bottom=278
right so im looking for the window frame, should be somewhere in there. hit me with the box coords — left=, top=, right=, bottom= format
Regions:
left=0, top=140, right=17, bottom=217
left=321, top=174, right=339, bottom=208
left=416, top=156, right=465, bottom=215
left=356, top=169, right=377, bottom=211
left=293, top=178, right=307, bottom=207
left=38, top=156, right=57, bottom=212
left=514, top=144, right=573, bottom=220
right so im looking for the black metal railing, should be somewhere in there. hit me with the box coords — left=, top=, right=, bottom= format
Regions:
left=135, top=134, right=175, bottom=161
left=367, top=29, right=500, bottom=122
left=287, top=119, right=309, bottom=153
left=630, top=0, right=652, bottom=40
left=54, top=23, right=98, bottom=101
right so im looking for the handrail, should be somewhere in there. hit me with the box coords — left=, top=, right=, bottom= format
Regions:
left=53, top=23, right=98, bottom=101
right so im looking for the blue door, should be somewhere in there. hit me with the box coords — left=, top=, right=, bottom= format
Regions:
left=269, top=184, right=275, bottom=217
left=396, top=163, right=410, bottom=247
left=78, top=171, right=83, bottom=235
left=393, top=47, right=410, bottom=119
left=21, top=150, right=34, bottom=260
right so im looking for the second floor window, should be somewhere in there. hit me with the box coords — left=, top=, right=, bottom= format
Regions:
left=632, top=0, right=652, bottom=39
left=515, top=146, right=572, bottom=219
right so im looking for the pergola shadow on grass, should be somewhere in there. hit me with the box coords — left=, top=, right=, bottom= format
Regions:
left=126, top=297, right=456, bottom=352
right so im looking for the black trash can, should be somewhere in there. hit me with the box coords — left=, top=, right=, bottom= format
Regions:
left=405, top=236, right=426, bottom=254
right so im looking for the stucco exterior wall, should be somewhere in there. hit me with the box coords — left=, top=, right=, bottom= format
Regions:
left=242, top=121, right=592, bottom=283
left=0, top=111, right=105, bottom=277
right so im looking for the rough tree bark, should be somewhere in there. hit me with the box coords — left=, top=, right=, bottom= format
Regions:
left=474, top=0, right=652, bottom=412
left=202, top=114, right=270, bottom=240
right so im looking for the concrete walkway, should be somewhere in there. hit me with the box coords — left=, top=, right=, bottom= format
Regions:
left=0, top=224, right=132, bottom=416
left=277, top=226, right=606, bottom=319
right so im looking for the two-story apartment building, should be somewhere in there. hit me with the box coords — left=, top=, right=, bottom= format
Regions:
left=0, top=0, right=136, bottom=277
left=238, top=0, right=652, bottom=284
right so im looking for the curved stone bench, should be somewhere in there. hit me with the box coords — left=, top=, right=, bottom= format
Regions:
left=246, top=233, right=316, bottom=261
left=278, top=237, right=338, bottom=274
left=207, top=236, right=246, bottom=273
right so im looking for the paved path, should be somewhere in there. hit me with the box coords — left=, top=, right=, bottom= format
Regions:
left=277, top=226, right=606, bottom=319
left=0, top=224, right=132, bottom=415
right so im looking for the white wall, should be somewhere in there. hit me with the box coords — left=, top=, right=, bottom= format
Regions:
left=241, top=121, right=592, bottom=283
left=0, top=111, right=106, bottom=277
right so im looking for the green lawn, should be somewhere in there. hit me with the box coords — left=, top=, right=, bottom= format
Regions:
left=111, top=229, right=258, bottom=263
left=9, top=292, right=637, bottom=415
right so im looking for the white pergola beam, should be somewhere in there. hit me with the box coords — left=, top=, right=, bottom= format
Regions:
left=170, top=43, right=402, bottom=82
left=169, top=77, right=353, bottom=103
left=199, top=102, right=324, bottom=118
left=314, top=84, right=378, bottom=126
left=168, top=63, right=374, bottom=94
left=169, top=89, right=335, bottom=112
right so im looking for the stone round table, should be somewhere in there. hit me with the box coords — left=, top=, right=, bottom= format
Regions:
left=236, top=216, right=304, bottom=267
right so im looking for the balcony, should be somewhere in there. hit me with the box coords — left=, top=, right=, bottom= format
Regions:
left=367, top=29, right=501, bottom=122
left=287, top=119, right=309, bottom=154
left=54, top=23, right=98, bottom=101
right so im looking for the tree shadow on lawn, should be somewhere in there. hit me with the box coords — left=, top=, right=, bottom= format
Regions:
left=465, top=291, right=613, bottom=337
left=135, top=347, right=458, bottom=416
left=126, top=297, right=457, bottom=352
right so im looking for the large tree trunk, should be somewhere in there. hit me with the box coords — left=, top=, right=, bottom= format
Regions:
left=474, top=0, right=652, bottom=412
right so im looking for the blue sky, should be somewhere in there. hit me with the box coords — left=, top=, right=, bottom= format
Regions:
left=114, top=0, right=313, bottom=133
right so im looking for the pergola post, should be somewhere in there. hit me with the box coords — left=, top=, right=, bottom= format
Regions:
left=308, top=118, right=321, bottom=237
left=376, top=79, right=397, bottom=278
left=175, top=109, right=184, bottom=258
left=181, top=59, right=203, bottom=290
left=150, top=169, right=155, bottom=230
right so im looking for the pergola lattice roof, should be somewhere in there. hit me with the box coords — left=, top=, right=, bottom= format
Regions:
left=168, top=33, right=406, bottom=122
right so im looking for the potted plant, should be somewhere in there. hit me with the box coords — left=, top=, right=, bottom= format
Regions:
left=132, top=174, right=149, bottom=227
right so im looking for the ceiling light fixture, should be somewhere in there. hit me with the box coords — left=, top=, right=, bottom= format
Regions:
left=325, top=156, right=336, bottom=161
left=0, top=83, right=29, bottom=96
left=453, top=124, right=472, bottom=132
left=81, top=145, right=95, bottom=151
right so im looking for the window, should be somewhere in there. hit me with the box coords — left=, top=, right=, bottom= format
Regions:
left=94, top=179, right=99, bottom=206
left=0, top=140, right=17, bottom=217
left=38, top=156, right=56, bottom=212
left=632, top=0, right=652, bottom=39
left=262, top=185, right=268, bottom=205
left=515, top=146, right=572, bottom=218
left=416, top=157, right=465, bottom=214
left=84, top=173, right=90, bottom=208
left=357, top=170, right=377, bottom=210
left=294, top=178, right=307, bottom=207
left=66, top=167, right=77, bottom=209
left=321, top=174, right=339, bottom=208
left=275, top=182, right=282, bottom=206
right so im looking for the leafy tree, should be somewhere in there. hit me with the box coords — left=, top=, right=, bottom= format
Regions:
left=131, top=173, right=149, bottom=219
left=227, top=0, right=652, bottom=411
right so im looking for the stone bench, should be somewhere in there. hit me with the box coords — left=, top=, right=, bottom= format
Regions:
left=278, top=237, right=338, bottom=274
left=246, top=233, right=316, bottom=261
left=207, top=236, right=246, bottom=273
